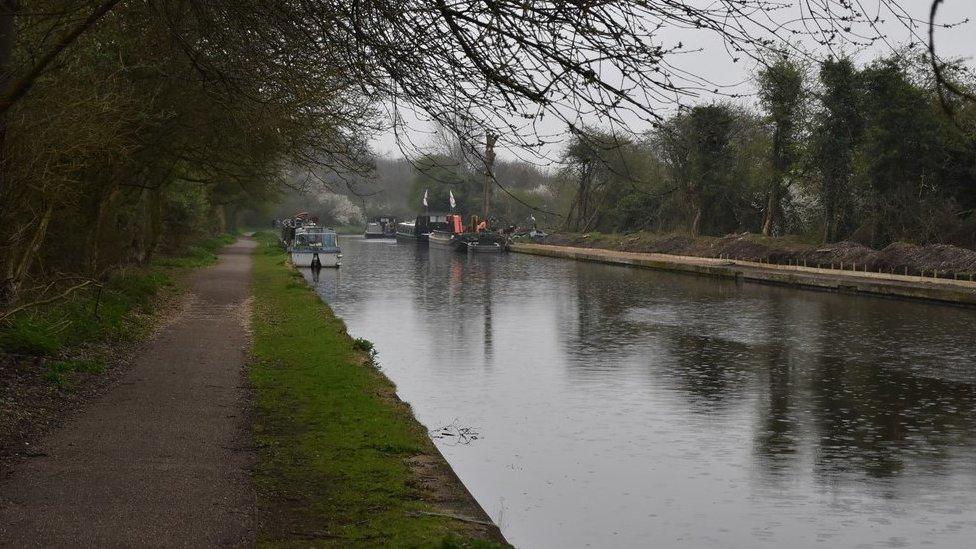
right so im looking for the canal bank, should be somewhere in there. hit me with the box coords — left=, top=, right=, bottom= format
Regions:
left=249, top=234, right=506, bottom=547
left=510, top=242, right=976, bottom=306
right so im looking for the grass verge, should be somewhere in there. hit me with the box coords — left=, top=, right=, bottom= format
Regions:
left=249, top=232, right=506, bottom=548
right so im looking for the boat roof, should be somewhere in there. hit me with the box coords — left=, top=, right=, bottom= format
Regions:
left=296, top=224, right=335, bottom=234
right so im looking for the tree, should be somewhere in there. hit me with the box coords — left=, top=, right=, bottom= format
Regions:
left=656, top=105, right=741, bottom=236
left=758, top=56, right=806, bottom=236
left=858, top=56, right=944, bottom=247
left=812, top=57, right=864, bottom=242
left=561, top=130, right=639, bottom=233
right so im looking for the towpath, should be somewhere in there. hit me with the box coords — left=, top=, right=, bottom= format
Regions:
left=0, top=238, right=257, bottom=547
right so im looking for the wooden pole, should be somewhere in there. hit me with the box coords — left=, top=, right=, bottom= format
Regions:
left=483, top=132, right=497, bottom=222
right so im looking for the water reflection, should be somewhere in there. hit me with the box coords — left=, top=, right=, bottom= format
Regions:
left=302, top=236, right=976, bottom=548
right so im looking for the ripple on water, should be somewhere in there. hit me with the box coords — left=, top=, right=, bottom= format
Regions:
left=302, top=236, right=976, bottom=549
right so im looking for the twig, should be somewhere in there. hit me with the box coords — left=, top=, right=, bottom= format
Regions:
left=0, top=280, right=96, bottom=321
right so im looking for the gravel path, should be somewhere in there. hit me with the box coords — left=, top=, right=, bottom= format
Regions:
left=0, top=238, right=257, bottom=548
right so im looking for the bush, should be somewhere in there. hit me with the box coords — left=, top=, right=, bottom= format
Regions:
left=353, top=337, right=376, bottom=355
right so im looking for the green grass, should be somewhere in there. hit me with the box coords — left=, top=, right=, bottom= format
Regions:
left=152, top=233, right=238, bottom=268
left=42, top=358, right=106, bottom=390
left=249, top=232, right=506, bottom=548
left=0, top=233, right=238, bottom=388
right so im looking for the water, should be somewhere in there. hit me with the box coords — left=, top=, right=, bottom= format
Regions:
left=303, top=236, right=976, bottom=548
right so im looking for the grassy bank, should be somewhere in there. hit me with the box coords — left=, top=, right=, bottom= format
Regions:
left=249, top=233, right=505, bottom=547
left=0, top=233, right=237, bottom=461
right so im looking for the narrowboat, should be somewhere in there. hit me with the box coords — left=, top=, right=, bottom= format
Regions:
left=364, top=216, right=397, bottom=238
left=289, top=224, right=341, bottom=267
left=396, top=214, right=450, bottom=243
left=364, top=222, right=385, bottom=238
left=429, top=214, right=507, bottom=253
left=428, top=214, right=466, bottom=250
left=464, top=233, right=507, bottom=253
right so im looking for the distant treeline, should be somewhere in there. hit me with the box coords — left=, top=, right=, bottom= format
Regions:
left=344, top=52, right=976, bottom=248
left=287, top=153, right=559, bottom=229
left=555, top=53, right=976, bottom=248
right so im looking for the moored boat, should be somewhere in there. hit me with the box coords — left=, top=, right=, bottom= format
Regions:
left=463, top=233, right=507, bottom=253
left=428, top=214, right=467, bottom=251
left=364, top=216, right=396, bottom=238
left=289, top=224, right=341, bottom=267
left=364, top=222, right=385, bottom=238
left=396, top=214, right=450, bottom=243
left=429, top=214, right=507, bottom=253
left=395, top=220, right=420, bottom=241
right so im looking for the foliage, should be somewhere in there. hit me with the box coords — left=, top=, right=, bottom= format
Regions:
left=410, top=154, right=481, bottom=214
left=549, top=53, right=976, bottom=248
left=0, top=2, right=371, bottom=307
left=757, top=55, right=807, bottom=236
left=811, top=56, right=865, bottom=242
left=42, top=359, right=106, bottom=391
left=353, top=337, right=376, bottom=356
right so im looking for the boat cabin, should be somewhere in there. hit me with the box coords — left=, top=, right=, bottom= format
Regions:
left=293, top=226, right=339, bottom=251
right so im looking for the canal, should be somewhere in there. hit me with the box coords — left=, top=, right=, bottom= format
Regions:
left=302, top=236, right=976, bottom=548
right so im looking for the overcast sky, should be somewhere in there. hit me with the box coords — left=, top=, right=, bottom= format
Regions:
left=369, top=1, right=976, bottom=164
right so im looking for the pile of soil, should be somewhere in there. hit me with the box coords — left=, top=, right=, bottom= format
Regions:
left=541, top=232, right=976, bottom=277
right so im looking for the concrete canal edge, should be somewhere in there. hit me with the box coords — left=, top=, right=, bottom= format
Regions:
left=510, top=242, right=976, bottom=307
left=248, top=233, right=508, bottom=547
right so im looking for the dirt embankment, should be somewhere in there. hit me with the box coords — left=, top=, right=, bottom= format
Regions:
left=541, top=232, right=976, bottom=278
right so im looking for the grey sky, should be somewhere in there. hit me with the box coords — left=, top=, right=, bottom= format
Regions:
left=369, top=1, right=975, bottom=163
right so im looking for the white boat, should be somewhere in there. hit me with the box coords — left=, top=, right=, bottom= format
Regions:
left=288, top=225, right=341, bottom=267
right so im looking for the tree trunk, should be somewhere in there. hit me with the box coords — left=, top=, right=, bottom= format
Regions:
left=87, top=183, right=121, bottom=274
left=482, top=132, right=496, bottom=221
left=212, top=203, right=227, bottom=234
left=143, top=184, right=165, bottom=262
left=1, top=203, right=53, bottom=305
left=563, top=165, right=591, bottom=232
left=761, top=183, right=780, bottom=237
left=0, top=2, right=18, bottom=273
left=822, top=190, right=836, bottom=243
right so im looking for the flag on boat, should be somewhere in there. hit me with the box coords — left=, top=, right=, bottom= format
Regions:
left=449, top=189, right=456, bottom=209
left=422, top=188, right=428, bottom=207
